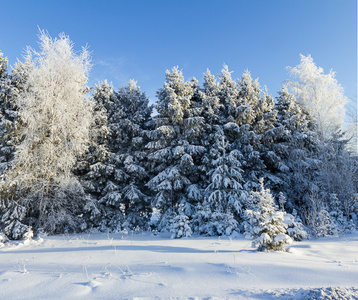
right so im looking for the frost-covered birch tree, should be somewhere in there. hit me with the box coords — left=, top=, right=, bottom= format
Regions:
left=285, top=54, right=347, bottom=140
left=346, top=101, right=357, bottom=153
left=5, top=31, right=93, bottom=233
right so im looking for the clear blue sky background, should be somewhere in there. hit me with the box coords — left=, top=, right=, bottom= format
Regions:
left=0, top=0, right=356, bottom=110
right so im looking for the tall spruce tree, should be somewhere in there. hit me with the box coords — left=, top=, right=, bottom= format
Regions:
left=81, top=80, right=153, bottom=232
left=274, top=87, right=319, bottom=212
left=203, top=132, right=242, bottom=235
left=0, top=52, right=28, bottom=240
left=77, top=81, right=113, bottom=230
left=0, top=54, right=36, bottom=239
left=110, top=80, right=152, bottom=229
left=146, top=67, right=205, bottom=232
left=316, top=133, right=358, bottom=230
left=0, top=52, right=17, bottom=177
left=196, top=67, right=262, bottom=233
left=234, top=71, right=268, bottom=191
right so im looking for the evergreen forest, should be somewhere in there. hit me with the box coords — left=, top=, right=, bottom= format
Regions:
left=0, top=31, right=357, bottom=251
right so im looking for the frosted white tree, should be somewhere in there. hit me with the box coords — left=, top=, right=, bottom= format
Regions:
left=285, top=54, right=347, bottom=139
left=5, top=30, right=93, bottom=233
left=346, top=101, right=357, bottom=153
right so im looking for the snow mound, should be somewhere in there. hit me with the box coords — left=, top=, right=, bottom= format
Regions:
left=295, top=287, right=358, bottom=300
left=235, top=287, right=358, bottom=300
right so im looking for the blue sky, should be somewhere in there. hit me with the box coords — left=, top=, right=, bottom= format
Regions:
left=0, top=0, right=356, bottom=109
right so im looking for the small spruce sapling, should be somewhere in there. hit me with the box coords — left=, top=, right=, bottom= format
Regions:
left=283, top=211, right=308, bottom=241
left=170, top=203, right=192, bottom=239
left=1, top=202, right=28, bottom=240
left=0, top=230, right=7, bottom=247
left=245, top=179, right=292, bottom=251
left=23, top=227, right=33, bottom=245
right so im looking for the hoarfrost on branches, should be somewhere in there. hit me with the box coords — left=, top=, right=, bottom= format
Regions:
left=3, top=30, right=93, bottom=233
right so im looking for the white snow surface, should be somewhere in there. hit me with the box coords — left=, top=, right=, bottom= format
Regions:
left=0, top=232, right=357, bottom=299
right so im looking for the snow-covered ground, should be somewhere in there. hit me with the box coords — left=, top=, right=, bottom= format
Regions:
left=0, top=232, right=357, bottom=299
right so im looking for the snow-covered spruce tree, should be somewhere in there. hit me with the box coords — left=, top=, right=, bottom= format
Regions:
left=146, top=67, right=205, bottom=232
left=274, top=87, right=357, bottom=234
left=245, top=179, right=292, bottom=251
left=0, top=52, right=19, bottom=177
left=327, top=193, right=356, bottom=233
left=235, top=70, right=261, bottom=128
left=196, top=67, right=272, bottom=231
left=215, top=68, right=275, bottom=204
left=3, top=31, right=93, bottom=234
left=1, top=202, right=28, bottom=240
left=108, top=80, right=152, bottom=230
left=0, top=230, right=7, bottom=247
left=273, top=88, right=320, bottom=212
left=75, top=81, right=112, bottom=231
left=217, top=65, right=241, bottom=125
left=285, top=54, right=347, bottom=140
left=0, top=52, right=13, bottom=174
left=191, top=69, right=222, bottom=233
left=0, top=53, right=32, bottom=240
left=283, top=209, right=308, bottom=241
left=302, top=190, right=338, bottom=237
left=199, top=69, right=222, bottom=126
left=169, top=203, right=192, bottom=238
left=282, top=57, right=358, bottom=233
left=0, top=52, right=7, bottom=82
left=316, top=133, right=358, bottom=230
left=80, top=80, right=153, bottom=232
left=214, top=68, right=266, bottom=195
left=234, top=71, right=279, bottom=193
left=203, top=132, right=242, bottom=235
left=210, top=68, right=252, bottom=195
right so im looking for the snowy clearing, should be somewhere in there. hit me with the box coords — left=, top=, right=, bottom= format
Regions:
left=0, top=232, right=357, bottom=299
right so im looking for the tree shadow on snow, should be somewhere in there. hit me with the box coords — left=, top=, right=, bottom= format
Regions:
left=1, top=244, right=240, bottom=254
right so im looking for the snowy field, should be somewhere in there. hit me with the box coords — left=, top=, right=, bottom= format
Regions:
left=0, top=232, right=357, bottom=299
